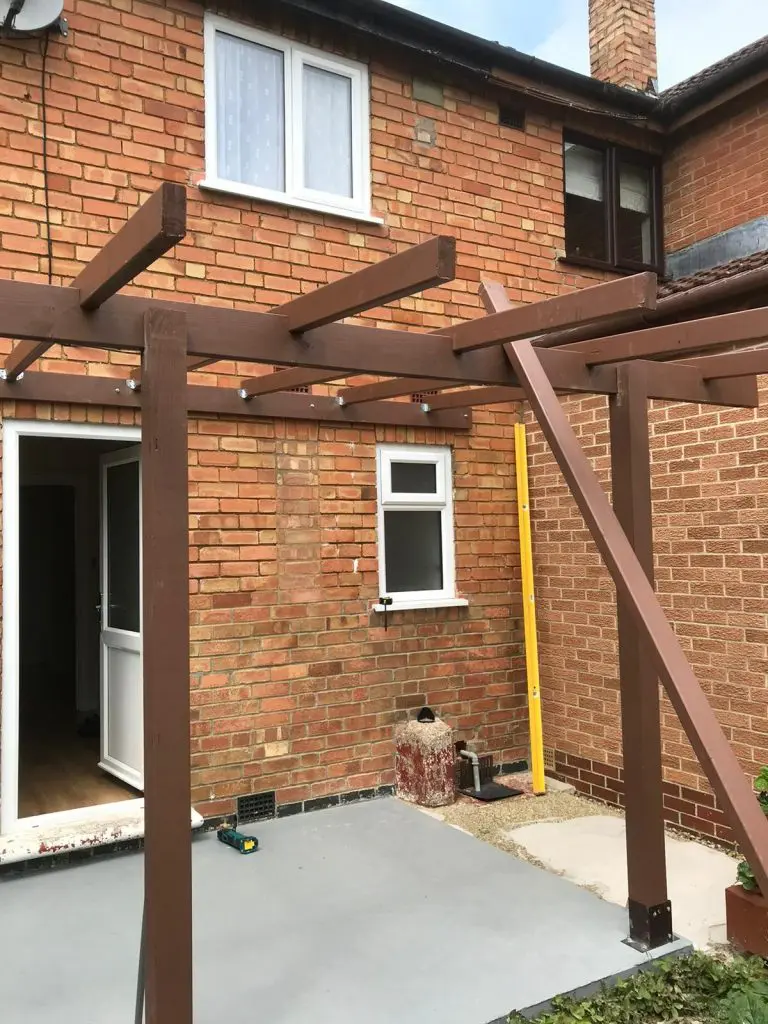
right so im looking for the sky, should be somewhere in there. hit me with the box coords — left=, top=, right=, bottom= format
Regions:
left=386, top=1, right=768, bottom=89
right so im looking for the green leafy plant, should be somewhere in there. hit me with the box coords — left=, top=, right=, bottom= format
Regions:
left=507, top=952, right=768, bottom=1024
left=736, top=767, right=768, bottom=893
left=718, top=982, right=768, bottom=1024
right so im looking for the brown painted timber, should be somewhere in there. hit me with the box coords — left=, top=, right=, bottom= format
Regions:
left=3, top=183, right=185, bottom=381
left=337, top=377, right=457, bottom=405
left=447, top=273, right=657, bottom=353
left=0, top=371, right=472, bottom=429
left=564, top=306, right=768, bottom=365
left=0, top=279, right=520, bottom=387
left=422, top=386, right=524, bottom=409
left=238, top=368, right=344, bottom=397
left=532, top=349, right=759, bottom=408
left=678, top=346, right=768, bottom=379
left=141, top=309, right=193, bottom=1024
left=0, top=278, right=758, bottom=407
left=185, top=236, right=456, bottom=371
left=609, top=361, right=671, bottom=949
left=279, top=236, right=455, bottom=332
left=507, top=336, right=768, bottom=897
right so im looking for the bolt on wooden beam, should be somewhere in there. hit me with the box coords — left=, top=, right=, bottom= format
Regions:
left=507, top=336, right=768, bottom=897
left=0, top=371, right=472, bottom=429
left=336, top=377, right=457, bottom=406
left=238, top=368, right=344, bottom=398
left=2, top=183, right=186, bottom=381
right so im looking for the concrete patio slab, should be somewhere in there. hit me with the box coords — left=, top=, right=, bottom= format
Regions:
left=0, top=798, right=689, bottom=1024
left=507, top=815, right=737, bottom=950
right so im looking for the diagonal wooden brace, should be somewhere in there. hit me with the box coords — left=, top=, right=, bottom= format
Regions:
left=507, top=336, right=768, bottom=896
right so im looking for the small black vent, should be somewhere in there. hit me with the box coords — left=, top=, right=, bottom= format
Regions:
left=237, top=791, right=276, bottom=824
left=498, top=104, right=526, bottom=132
left=411, top=390, right=438, bottom=403
left=272, top=366, right=311, bottom=393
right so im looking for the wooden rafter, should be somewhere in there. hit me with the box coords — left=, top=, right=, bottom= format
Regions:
left=336, top=377, right=456, bottom=405
left=238, top=368, right=343, bottom=398
left=563, top=306, right=768, bottom=365
left=678, top=345, right=768, bottom=379
left=0, top=371, right=471, bottom=429
left=2, top=183, right=186, bottom=381
left=186, top=235, right=457, bottom=372
left=447, top=272, right=657, bottom=353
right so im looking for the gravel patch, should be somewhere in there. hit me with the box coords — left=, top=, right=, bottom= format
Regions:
left=417, top=774, right=620, bottom=869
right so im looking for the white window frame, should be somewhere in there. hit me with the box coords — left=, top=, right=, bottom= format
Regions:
left=202, top=13, right=377, bottom=222
left=375, top=445, right=466, bottom=613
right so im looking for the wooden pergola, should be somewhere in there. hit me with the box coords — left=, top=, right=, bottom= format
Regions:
left=3, top=183, right=768, bottom=1021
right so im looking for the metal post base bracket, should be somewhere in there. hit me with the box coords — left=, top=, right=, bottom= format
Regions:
left=624, top=899, right=674, bottom=951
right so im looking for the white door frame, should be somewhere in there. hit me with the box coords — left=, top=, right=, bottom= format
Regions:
left=1, top=420, right=141, bottom=834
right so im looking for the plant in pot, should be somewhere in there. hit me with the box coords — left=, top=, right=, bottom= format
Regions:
left=726, top=766, right=768, bottom=955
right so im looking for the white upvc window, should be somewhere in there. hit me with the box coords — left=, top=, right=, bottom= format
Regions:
left=202, top=14, right=374, bottom=221
left=376, top=445, right=465, bottom=612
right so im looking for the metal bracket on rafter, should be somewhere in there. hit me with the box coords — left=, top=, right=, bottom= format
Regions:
left=126, top=377, right=141, bottom=393
left=0, top=369, right=24, bottom=383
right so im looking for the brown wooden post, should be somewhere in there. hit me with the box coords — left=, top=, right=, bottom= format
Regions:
left=609, top=362, right=672, bottom=949
left=141, top=308, right=192, bottom=1024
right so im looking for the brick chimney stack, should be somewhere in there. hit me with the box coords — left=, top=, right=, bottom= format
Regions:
left=588, top=0, right=657, bottom=92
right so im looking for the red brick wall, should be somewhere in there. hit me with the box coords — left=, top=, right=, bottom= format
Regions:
left=526, top=369, right=768, bottom=845
left=0, top=0, right=615, bottom=819
left=525, top=89, right=768, bottom=845
left=665, top=92, right=768, bottom=251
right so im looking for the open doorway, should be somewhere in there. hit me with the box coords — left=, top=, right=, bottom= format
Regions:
left=1, top=424, right=144, bottom=828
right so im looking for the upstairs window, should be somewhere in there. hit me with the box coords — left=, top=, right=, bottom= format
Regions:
left=203, top=15, right=371, bottom=219
left=376, top=445, right=456, bottom=608
left=563, top=135, right=661, bottom=272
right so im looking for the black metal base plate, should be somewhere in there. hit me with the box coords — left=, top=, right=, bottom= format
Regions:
left=624, top=899, right=674, bottom=951
left=459, top=783, right=523, bottom=802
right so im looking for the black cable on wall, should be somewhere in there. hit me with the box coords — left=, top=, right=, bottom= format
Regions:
left=39, top=32, right=53, bottom=285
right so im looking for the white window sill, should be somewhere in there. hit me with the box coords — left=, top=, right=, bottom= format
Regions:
left=372, top=598, right=469, bottom=613
left=198, top=179, right=385, bottom=225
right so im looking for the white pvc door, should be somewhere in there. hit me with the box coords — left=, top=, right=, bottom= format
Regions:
left=99, top=446, right=143, bottom=790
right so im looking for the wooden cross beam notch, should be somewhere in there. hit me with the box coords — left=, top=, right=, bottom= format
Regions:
left=2, top=182, right=186, bottom=381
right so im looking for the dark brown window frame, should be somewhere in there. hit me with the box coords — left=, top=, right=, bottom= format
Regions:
left=562, top=132, right=663, bottom=275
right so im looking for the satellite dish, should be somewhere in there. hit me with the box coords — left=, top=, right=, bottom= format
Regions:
left=0, top=0, right=67, bottom=36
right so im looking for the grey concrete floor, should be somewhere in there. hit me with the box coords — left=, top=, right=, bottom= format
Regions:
left=0, top=798, right=689, bottom=1024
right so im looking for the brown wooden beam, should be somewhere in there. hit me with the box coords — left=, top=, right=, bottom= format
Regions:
left=336, top=377, right=457, bottom=405
left=532, top=349, right=759, bottom=407
left=507, top=336, right=768, bottom=897
left=422, top=386, right=524, bottom=410
left=184, top=236, right=456, bottom=371
left=609, top=361, right=671, bottom=950
left=678, top=346, right=768, bottom=379
left=2, top=183, right=186, bottom=381
left=564, top=306, right=768, bottom=365
left=141, top=308, right=192, bottom=1024
left=238, top=368, right=343, bottom=398
left=280, top=236, right=455, bottom=332
left=482, top=280, right=757, bottom=407
left=0, top=371, right=472, bottom=429
left=0, top=279, right=517, bottom=386
left=447, top=273, right=657, bottom=353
